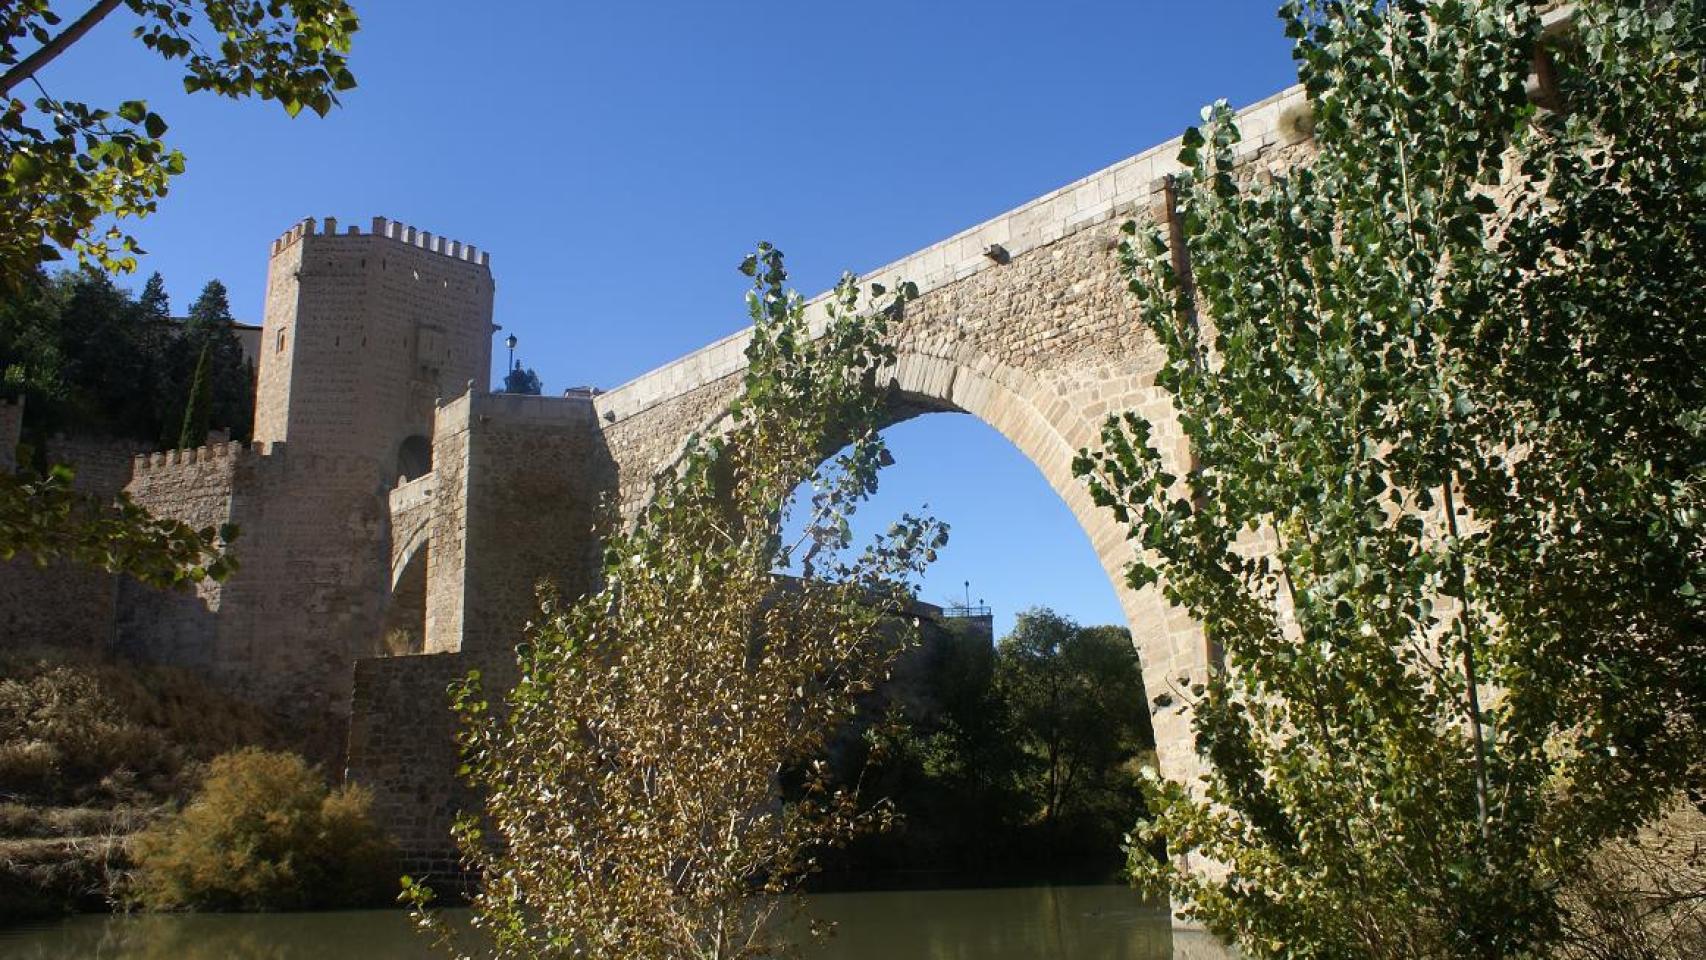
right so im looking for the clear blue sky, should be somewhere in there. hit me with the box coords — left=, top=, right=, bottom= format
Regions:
left=49, top=1, right=1297, bottom=637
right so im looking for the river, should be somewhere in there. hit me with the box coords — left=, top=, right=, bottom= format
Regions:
left=1, top=884, right=1237, bottom=958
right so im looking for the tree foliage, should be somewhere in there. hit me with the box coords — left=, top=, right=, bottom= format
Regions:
left=175, top=338, right=210, bottom=449
left=2, top=269, right=253, bottom=448
left=405, top=246, right=946, bottom=960
left=1, top=269, right=245, bottom=590
left=994, top=609, right=1151, bottom=838
left=818, top=610, right=1152, bottom=883
left=173, top=278, right=252, bottom=444
left=0, top=0, right=358, bottom=289
left=1074, top=1, right=1706, bottom=957
left=0, top=464, right=234, bottom=588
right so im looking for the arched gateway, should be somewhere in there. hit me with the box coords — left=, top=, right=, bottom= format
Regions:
left=340, top=86, right=1316, bottom=873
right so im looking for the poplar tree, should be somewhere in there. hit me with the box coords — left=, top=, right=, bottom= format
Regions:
left=406, top=247, right=947, bottom=960
left=0, top=0, right=359, bottom=289
left=1076, top=1, right=1706, bottom=956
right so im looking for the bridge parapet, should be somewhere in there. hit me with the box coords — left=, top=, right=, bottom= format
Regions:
left=590, top=85, right=1310, bottom=428
left=474, top=392, right=599, bottom=426
left=389, top=470, right=436, bottom=516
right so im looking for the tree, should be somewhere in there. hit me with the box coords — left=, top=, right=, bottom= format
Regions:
left=176, top=338, right=209, bottom=449
left=1074, top=1, right=1706, bottom=957
left=136, top=270, right=169, bottom=322
left=54, top=268, right=159, bottom=439
left=0, top=0, right=359, bottom=289
left=501, top=364, right=542, bottom=395
left=404, top=246, right=946, bottom=960
left=808, top=616, right=1036, bottom=880
left=174, top=279, right=253, bottom=442
left=995, top=610, right=1151, bottom=841
left=0, top=269, right=234, bottom=589
left=130, top=747, right=395, bottom=911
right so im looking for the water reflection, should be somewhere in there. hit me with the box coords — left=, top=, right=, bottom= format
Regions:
left=0, top=910, right=435, bottom=960
left=806, top=885, right=1173, bottom=959
left=0, top=885, right=1235, bottom=959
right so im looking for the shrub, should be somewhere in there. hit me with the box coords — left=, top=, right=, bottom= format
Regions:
left=128, top=748, right=395, bottom=911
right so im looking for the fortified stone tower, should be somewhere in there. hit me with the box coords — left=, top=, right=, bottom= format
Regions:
left=106, top=217, right=500, bottom=747
left=254, top=216, right=496, bottom=482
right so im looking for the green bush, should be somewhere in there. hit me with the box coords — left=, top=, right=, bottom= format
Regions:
left=128, top=748, right=396, bottom=911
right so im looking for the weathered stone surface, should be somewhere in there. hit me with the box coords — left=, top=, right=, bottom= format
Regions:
left=347, top=650, right=476, bottom=881
left=0, top=433, right=151, bottom=649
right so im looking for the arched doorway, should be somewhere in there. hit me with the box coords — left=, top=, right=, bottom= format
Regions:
left=381, top=540, right=428, bottom=656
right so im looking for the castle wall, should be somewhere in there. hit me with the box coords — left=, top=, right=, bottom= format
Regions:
left=0, top=560, right=118, bottom=651
left=253, top=240, right=303, bottom=446
left=0, top=433, right=152, bottom=650
left=415, top=392, right=617, bottom=660
left=454, top=394, right=613, bottom=661
left=119, top=442, right=392, bottom=731
left=422, top=395, right=473, bottom=655
left=346, top=650, right=477, bottom=881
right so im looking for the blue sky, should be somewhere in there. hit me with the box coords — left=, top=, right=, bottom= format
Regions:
left=50, top=1, right=1297, bottom=636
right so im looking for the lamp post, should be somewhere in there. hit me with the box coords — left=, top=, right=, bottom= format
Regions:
left=505, top=333, right=518, bottom=371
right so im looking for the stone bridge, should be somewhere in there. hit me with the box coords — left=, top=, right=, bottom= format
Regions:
left=351, top=86, right=1316, bottom=867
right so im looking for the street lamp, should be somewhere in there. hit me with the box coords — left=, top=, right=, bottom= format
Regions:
left=505, top=333, right=518, bottom=371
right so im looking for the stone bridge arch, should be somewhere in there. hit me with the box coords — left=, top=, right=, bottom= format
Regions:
left=599, top=340, right=1215, bottom=789
left=380, top=473, right=437, bottom=655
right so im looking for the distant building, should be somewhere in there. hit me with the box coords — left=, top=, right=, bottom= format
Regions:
left=167, top=316, right=264, bottom=367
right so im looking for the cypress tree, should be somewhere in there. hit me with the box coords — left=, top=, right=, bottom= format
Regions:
left=177, top=340, right=212, bottom=450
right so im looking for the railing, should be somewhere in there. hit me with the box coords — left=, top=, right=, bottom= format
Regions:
left=942, top=604, right=992, bottom=619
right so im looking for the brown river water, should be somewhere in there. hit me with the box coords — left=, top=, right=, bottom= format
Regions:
left=1, top=884, right=1238, bottom=958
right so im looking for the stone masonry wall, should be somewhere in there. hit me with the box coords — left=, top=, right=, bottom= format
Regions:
left=454, top=393, right=613, bottom=663
left=121, top=441, right=392, bottom=729
left=346, top=650, right=477, bottom=881
left=423, top=394, right=473, bottom=655
left=0, top=433, right=152, bottom=650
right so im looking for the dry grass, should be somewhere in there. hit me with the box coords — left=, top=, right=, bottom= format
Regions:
left=0, top=646, right=277, bottom=806
left=1559, top=800, right=1706, bottom=960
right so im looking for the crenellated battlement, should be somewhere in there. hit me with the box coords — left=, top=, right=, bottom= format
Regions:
left=132, top=440, right=273, bottom=475
left=267, top=215, right=490, bottom=268
left=129, top=439, right=382, bottom=484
